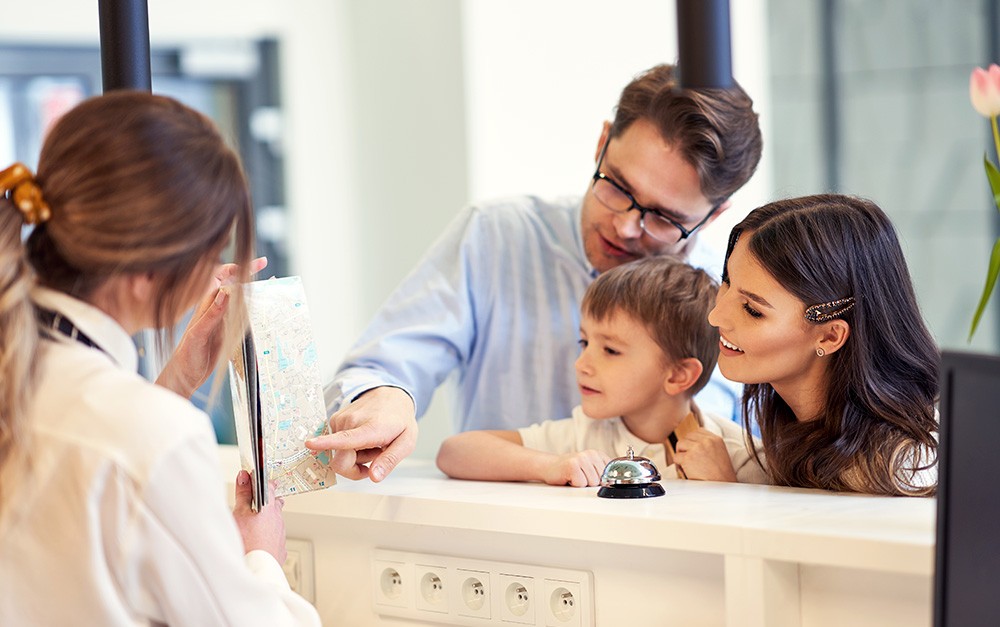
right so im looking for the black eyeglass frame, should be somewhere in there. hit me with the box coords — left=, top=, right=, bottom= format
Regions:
left=590, top=138, right=720, bottom=243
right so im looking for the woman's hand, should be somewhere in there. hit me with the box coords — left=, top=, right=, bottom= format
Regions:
left=674, top=428, right=738, bottom=482
left=156, top=257, right=267, bottom=398
left=232, top=471, right=287, bottom=564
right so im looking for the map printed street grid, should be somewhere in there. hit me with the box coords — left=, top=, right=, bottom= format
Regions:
left=230, top=276, right=335, bottom=500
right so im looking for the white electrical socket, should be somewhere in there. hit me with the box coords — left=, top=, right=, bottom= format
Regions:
left=500, top=574, right=535, bottom=624
left=415, top=563, right=449, bottom=613
left=456, top=568, right=491, bottom=620
left=373, top=559, right=411, bottom=609
left=283, top=538, right=315, bottom=603
left=544, top=579, right=581, bottom=627
left=371, top=549, right=593, bottom=626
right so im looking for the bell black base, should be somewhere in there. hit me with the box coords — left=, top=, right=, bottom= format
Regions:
left=597, top=483, right=666, bottom=499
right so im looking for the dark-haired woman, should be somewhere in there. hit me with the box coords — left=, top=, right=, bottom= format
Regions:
left=680, top=194, right=937, bottom=496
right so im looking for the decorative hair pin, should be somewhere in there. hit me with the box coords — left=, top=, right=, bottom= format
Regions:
left=0, top=162, right=51, bottom=225
left=804, top=296, right=856, bottom=323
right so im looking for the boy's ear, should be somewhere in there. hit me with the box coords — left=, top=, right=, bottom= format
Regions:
left=663, top=357, right=703, bottom=396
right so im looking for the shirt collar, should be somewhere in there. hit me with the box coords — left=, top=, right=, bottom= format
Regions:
left=571, top=199, right=599, bottom=279
left=31, top=286, right=139, bottom=373
left=689, top=401, right=706, bottom=428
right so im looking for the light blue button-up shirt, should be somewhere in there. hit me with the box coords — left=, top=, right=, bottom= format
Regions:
left=325, top=195, right=741, bottom=432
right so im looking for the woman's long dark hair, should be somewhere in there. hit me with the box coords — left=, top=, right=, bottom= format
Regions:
left=724, top=195, right=938, bottom=496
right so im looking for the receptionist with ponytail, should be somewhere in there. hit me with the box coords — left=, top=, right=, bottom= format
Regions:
left=0, top=92, right=319, bottom=625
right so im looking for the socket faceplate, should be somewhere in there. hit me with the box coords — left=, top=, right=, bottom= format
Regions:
left=371, top=549, right=593, bottom=626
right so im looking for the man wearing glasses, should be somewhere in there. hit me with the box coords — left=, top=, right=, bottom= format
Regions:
left=310, top=64, right=763, bottom=482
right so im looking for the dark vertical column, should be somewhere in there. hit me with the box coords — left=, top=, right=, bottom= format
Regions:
left=819, top=0, right=840, bottom=192
left=98, top=0, right=151, bottom=92
left=675, top=0, right=733, bottom=89
left=99, top=0, right=152, bottom=377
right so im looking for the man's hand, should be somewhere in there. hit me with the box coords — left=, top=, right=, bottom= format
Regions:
left=674, top=429, right=738, bottom=482
left=232, top=471, right=287, bottom=563
left=305, top=386, right=418, bottom=482
left=157, top=257, right=268, bottom=398
left=542, top=449, right=610, bottom=487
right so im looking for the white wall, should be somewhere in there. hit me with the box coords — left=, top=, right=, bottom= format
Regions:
left=462, top=1, right=680, bottom=202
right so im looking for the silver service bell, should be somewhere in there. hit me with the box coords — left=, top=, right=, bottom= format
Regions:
left=596, top=445, right=665, bottom=499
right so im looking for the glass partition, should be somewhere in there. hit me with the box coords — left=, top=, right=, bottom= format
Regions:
left=767, top=0, right=1000, bottom=352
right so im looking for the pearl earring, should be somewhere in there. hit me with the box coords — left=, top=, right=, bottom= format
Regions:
left=816, top=347, right=826, bottom=357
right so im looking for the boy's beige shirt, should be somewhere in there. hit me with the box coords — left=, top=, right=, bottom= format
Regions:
left=518, top=402, right=768, bottom=483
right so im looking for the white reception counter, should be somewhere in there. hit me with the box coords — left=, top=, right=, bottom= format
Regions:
left=219, top=445, right=934, bottom=627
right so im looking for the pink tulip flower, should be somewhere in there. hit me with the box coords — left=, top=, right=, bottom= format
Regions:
left=970, top=64, right=1000, bottom=117
left=968, top=64, right=1000, bottom=340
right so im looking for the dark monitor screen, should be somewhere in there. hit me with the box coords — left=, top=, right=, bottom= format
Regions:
left=933, top=350, right=1000, bottom=627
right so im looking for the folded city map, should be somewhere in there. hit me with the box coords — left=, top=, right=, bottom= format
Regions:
left=229, top=276, right=336, bottom=511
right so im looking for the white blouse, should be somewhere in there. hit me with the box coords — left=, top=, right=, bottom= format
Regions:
left=0, top=287, right=320, bottom=626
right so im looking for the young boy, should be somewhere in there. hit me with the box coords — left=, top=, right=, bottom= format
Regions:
left=436, top=256, right=766, bottom=486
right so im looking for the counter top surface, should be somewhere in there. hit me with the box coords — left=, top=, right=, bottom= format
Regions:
left=219, top=446, right=935, bottom=575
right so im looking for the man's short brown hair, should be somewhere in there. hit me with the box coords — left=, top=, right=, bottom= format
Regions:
left=610, top=64, right=762, bottom=207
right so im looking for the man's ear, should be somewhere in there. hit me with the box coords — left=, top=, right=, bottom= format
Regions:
left=663, top=357, right=704, bottom=396
left=816, top=319, right=850, bottom=356
left=705, top=199, right=732, bottom=228
left=594, top=121, right=612, bottom=163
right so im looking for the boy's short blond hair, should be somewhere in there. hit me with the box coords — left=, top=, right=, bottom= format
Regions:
left=582, top=256, right=720, bottom=395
